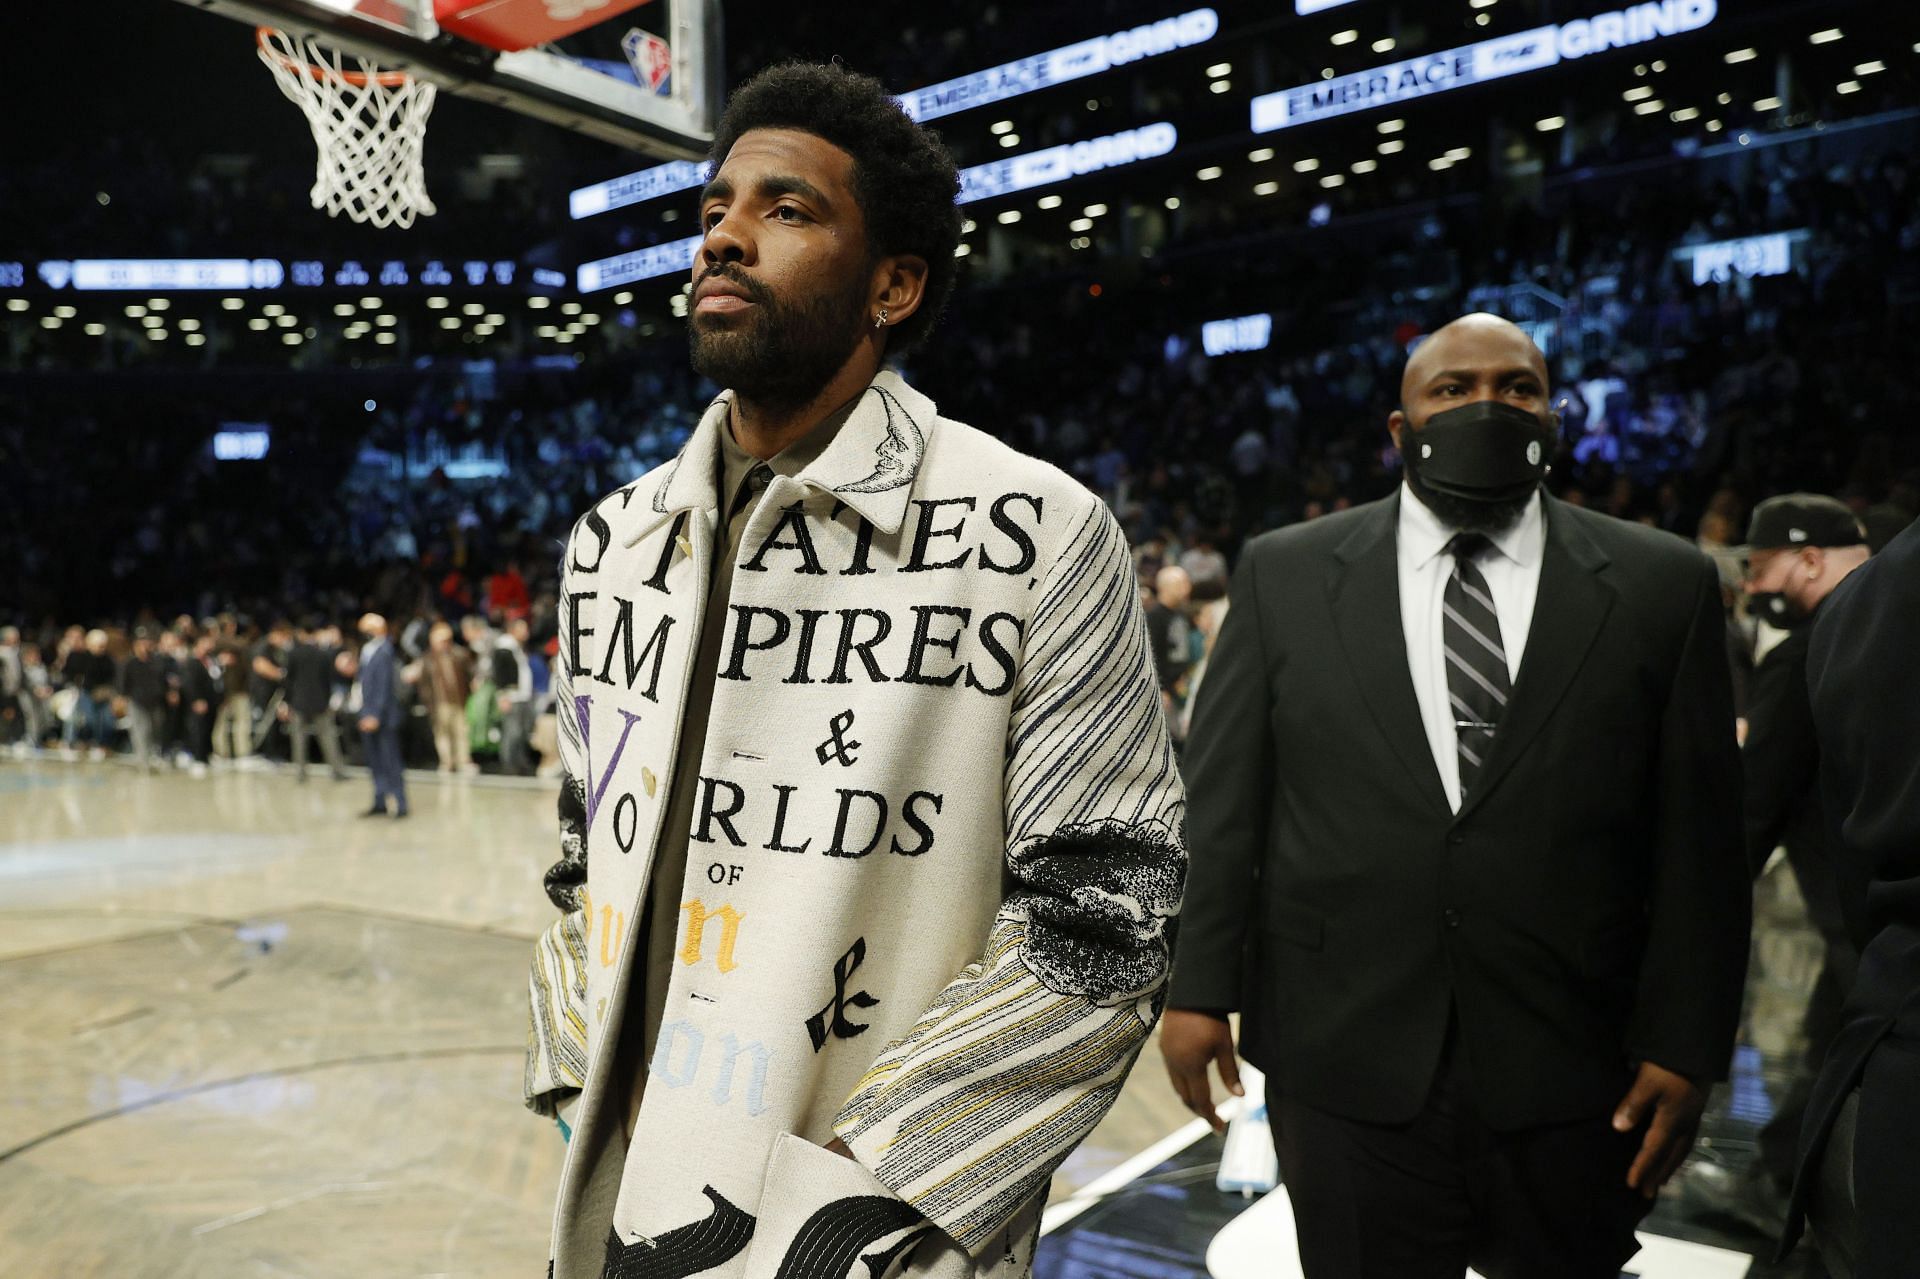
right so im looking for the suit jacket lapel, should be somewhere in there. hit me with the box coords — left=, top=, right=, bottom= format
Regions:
left=1328, top=495, right=1451, bottom=818
left=1455, top=497, right=1614, bottom=822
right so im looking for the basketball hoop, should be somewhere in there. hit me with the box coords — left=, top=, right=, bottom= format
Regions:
left=256, top=26, right=438, bottom=229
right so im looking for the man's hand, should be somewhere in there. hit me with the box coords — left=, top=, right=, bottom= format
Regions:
left=822, top=1136, right=856, bottom=1161
left=1160, top=1008, right=1243, bottom=1133
left=1613, top=1061, right=1705, bottom=1199
left=191, top=699, right=208, bottom=715
left=357, top=715, right=380, bottom=734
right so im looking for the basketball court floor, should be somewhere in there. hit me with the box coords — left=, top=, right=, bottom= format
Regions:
left=0, top=755, right=1824, bottom=1277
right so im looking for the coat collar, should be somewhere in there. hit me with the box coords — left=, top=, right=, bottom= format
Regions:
left=621, top=369, right=936, bottom=547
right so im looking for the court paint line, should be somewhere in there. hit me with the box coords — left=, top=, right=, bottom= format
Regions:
left=1040, top=1095, right=1249, bottom=1235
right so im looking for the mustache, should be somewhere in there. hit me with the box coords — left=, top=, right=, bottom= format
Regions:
left=695, top=264, right=775, bottom=307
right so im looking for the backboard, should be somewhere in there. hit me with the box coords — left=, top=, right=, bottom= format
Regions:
left=169, top=0, right=722, bottom=157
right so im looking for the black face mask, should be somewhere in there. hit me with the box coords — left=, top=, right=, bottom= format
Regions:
left=1747, top=590, right=1807, bottom=629
left=1402, top=399, right=1558, bottom=534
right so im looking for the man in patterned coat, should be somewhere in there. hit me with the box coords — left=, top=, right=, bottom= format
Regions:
left=523, top=62, right=1185, bottom=1279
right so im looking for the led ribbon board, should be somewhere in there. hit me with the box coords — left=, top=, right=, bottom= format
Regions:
left=569, top=9, right=1214, bottom=219
left=1202, top=313, right=1273, bottom=356
left=577, top=123, right=1181, bottom=290
left=1253, top=0, right=1717, bottom=132
left=1674, top=229, right=1807, bottom=285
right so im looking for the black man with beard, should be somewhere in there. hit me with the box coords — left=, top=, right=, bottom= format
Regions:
left=1163, top=313, right=1747, bottom=1278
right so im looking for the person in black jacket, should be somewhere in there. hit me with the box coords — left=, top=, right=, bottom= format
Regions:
left=180, top=634, right=219, bottom=777
left=1684, top=494, right=1870, bottom=1237
left=115, top=629, right=169, bottom=773
left=282, top=620, right=345, bottom=782
left=1782, top=515, right=1920, bottom=1278
left=1162, top=315, right=1748, bottom=1279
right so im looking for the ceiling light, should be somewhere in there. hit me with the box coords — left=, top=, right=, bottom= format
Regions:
left=1537, top=116, right=1566, bottom=131
left=1633, top=99, right=1666, bottom=115
left=485, top=314, right=504, bottom=325
left=1000, top=133, right=1022, bottom=148
left=1707, top=120, right=1724, bottom=132
left=990, top=120, right=1014, bottom=135
left=1320, top=174, right=1346, bottom=188
left=248, top=317, right=269, bottom=331
left=53, top=305, right=76, bottom=318
left=1809, top=29, right=1842, bottom=44
left=1352, top=159, right=1378, bottom=174
left=1475, top=12, right=1490, bottom=25
left=962, top=219, right=976, bottom=233
left=1248, top=147, right=1275, bottom=162
left=39, top=316, right=60, bottom=329
left=463, top=303, right=484, bottom=315
left=5, top=299, right=28, bottom=312
left=281, top=332, right=301, bottom=345
left=1836, top=80, right=1861, bottom=94
left=1084, top=203, right=1109, bottom=217
left=376, top=314, right=397, bottom=327
left=1855, top=61, right=1886, bottom=75
left=613, top=290, right=633, bottom=305
left=1037, top=195, right=1063, bottom=210
left=142, top=315, right=162, bottom=328
left=179, top=318, right=200, bottom=331
left=1070, top=237, right=1091, bottom=250
left=1209, top=80, right=1231, bottom=94
left=1754, top=96, right=1782, bottom=110
left=427, top=296, right=449, bottom=309
left=556, top=332, right=575, bottom=344
left=1164, top=197, right=1181, bottom=209
left=582, top=313, right=601, bottom=325
left=1197, top=166, right=1223, bottom=181
left=275, top=314, right=297, bottom=327
left=1378, top=118, right=1405, bottom=134
left=537, top=326, right=559, bottom=337
left=186, top=333, right=206, bottom=347
left=1725, top=48, right=1758, bottom=63
left=333, top=303, right=355, bottom=317
left=125, top=304, right=146, bottom=317
left=529, top=296, right=551, bottom=309
left=1718, top=92, right=1732, bottom=104
left=1652, top=60, right=1667, bottom=72
left=1430, top=157, right=1454, bottom=171
left=221, top=297, right=243, bottom=310
left=84, top=322, right=105, bottom=335
left=1330, top=30, right=1358, bottom=46
left=360, top=297, right=380, bottom=309
left=440, top=317, right=461, bottom=329
left=997, top=209, right=1022, bottom=224
left=1294, top=157, right=1321, bottom=172
left=1446, top=147, right=1472, bottom=160
left=1379, top=139, right=1406, bottom=154
left=1470, top=0, right=1497, bottom=7
left=262, top=303, right=284, bottom=316
left=1206, top=62, right=1231, bottom=78
left=147, top=298, right=170, bottom=311
left=149, top=328, right=168, bottom=339
left=1624, top=85, right=1655, bottom=102
left=1254, top=181, right=1280, bottom=195
left=1372, top=37, right=1395, bottom=53
left=1671, top=106, right=1701, bottom=121
left=375, top=332, right=396, bottom=345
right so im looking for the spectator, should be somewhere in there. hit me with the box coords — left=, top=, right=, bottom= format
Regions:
left=419, top=621, right=476, bottom=774
left=283, top=620, right=346, bottom=783
left=352, top=613, right=407, bottom=819
left=61, top=629, right=117, bottom=758
left=116, top=628, right=169, bottom=772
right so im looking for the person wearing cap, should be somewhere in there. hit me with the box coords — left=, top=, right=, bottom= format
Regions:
left=1164, top=314, right=1748, bottom=1278
left=1683, top=494, right=1871, bottom=1236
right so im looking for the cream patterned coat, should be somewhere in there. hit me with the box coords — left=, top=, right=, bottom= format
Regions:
left=524, top=370, right=1185, bottom=1279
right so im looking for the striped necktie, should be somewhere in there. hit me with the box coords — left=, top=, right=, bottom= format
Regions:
left=1442, top=533, right=1511, bottom=800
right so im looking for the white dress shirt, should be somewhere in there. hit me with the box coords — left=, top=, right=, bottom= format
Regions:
left=1397, top=484, right=1546, bottom=812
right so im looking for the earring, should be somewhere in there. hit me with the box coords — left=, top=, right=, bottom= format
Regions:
left=874, top=307, right=889, bottom=328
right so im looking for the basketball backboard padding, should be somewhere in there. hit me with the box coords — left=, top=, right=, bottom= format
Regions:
left=173, top=0, right=718, bottom=156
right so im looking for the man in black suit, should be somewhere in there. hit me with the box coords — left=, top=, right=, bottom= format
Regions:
left=353, top=613, right=407, bottom=819
left=283, top=619, right=346, bottom=783
left=1163, top=314, right=1748, bottom=1278
left=1784, top=515, right=1920, bottom=1277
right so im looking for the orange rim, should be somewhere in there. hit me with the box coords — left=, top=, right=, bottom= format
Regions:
left=256, top=26, right=412, bottom=87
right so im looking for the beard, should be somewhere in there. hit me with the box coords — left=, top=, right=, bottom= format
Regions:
left=688, top=265, right=871, bottom=412
left=1401, top=436, right=1537, bottom=535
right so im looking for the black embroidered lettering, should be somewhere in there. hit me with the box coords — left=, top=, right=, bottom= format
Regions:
left=966, top=612, right=1025, bottom=697
left=890, top=791, right=944, bottom=856
left=767, top=784, right=811, bottom=854
left=741, top=502, right=827, bottom=575
left=566, top=591, right=597, bottom=679
left=642, top=512, right=687, bottom=595
left=695, top=777, right=748, bottom=848
left=718, top=606, right=792, bottom=682
left=570, top=507, right=611, bottom=575
left=900, top=605, right=971, bottom=687
left=613, top=793, right=639, bottom=853
left=901, top=497, right=976, bottom=573
left=980, top=493, right=1044, bottom=575
left=594, top=598, right=676, bottom=701
left=827, top=789, right=888, bottom=858
left=806, top=937, right=879, bottom=1051
left=827, top=610, right=893, bottom=684
left=785, top=609, right=827, bottom=685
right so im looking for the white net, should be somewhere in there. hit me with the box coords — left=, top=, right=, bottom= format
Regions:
left=256, top=27, right=438, bottom=229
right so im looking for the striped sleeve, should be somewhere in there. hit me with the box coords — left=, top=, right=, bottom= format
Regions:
left=833, top=499, right=1186, bottom=1252
left=524, top=561, right=593, bottom=1115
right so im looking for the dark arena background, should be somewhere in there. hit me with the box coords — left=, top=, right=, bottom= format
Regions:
left=2, top=1, right=1916, bottom=1276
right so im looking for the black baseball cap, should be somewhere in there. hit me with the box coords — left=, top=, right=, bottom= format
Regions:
left=1747, top=493, right=1866, bottom=551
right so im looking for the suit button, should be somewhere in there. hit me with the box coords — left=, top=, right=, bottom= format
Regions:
left=1444, top=909, right=1462, bottom=929
left=1447, top=832, right=1466, bottom=847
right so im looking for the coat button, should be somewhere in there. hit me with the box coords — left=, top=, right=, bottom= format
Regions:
left=1447, top=832, right=1466, bottom=847
left=641, top=767, right=658, bottom=798
left=1444, top=909, right=1462, bottom=929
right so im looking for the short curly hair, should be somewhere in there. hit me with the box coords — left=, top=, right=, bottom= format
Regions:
left=707, top=61, right=963, bottom=356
